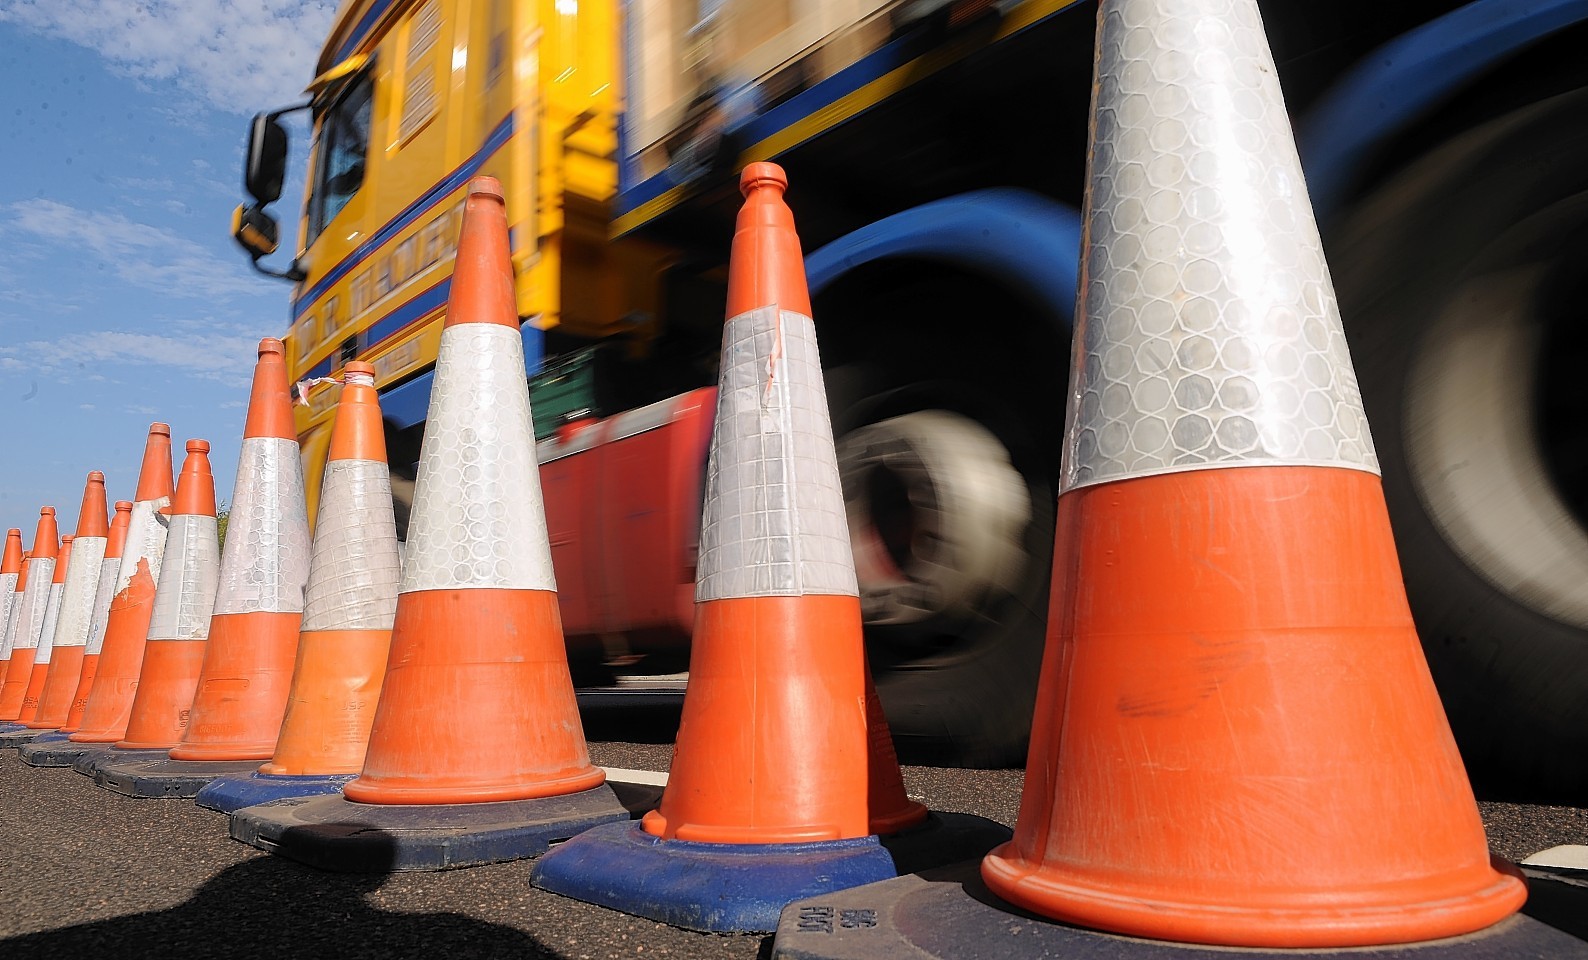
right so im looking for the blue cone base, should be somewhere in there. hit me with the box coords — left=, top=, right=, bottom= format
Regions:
left=0, top=722, right=29, bottom=734
left=769, top=859, right=1588, bottom=959
left=0, top=726, right=52, bottom=745
left=96, top=757, right=265, bottom=798
left=18, top=735, right=104, bottom=767
left=531, top=821, right=900, bottom=933
left=229, top=783, right=636, bottom=872
left=195, top=772, right=355, bottom=814
left=75, top=747, right=169, bottom=777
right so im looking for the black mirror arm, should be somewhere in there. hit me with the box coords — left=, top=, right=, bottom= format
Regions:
left=246, top=255, right=307, bottom=283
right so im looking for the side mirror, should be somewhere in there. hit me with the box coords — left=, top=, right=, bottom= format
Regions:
left=245, top=113, right=289, bottom=205
left=232, top=203, right=279, bottom=257
left=232, top=204, right=305, bottom=282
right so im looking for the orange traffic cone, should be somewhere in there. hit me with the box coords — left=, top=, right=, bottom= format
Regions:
left=168, top=339, right=310, bottom=763
left=228, top=178, right=630, bottom=870
left=972, top=0, right=1527, bottom=948
left=22, top=502, right=132, bottom=763
left=28, top=474, right=111, bottom=730
left=533, top=164, right=1005, bottom=934
left=61, top=501, right=135, bottom=733
left=14, top=535, right=73, bottom=726
left=197, top=361, right=400, bottom=813
left=0, top=530, right=23, bottom=691
left=109, top=440, right=220, bottom=753
left=69, top=424, right=175, bottom=746
left=0, top=510, right=60, bottom=722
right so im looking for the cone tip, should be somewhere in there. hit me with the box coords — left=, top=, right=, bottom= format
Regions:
left=344, top=361, right=375, bottom=376
left=62, top=535, right=74, bottom=544
left=741, top=162, right=788, bottom=197
left=115, top=501, right=133, bottom=512
left=258, top=338, right=285, bottom=358
left=149, top=422, right=171, bottom=438
left=7, top=528, right=18, bottom=536
left=40, top=506, right=55, bottom=517
left=467, top=176, right=504, bottom=202
left=187, top=439, right=210, bottom=454
left=88, top=470, right=105, bottom=483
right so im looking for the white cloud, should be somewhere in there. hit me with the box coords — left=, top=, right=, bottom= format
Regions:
left=0, top=1, right=339, bottom=114
left=3, top=198, right=272, bottom=300
left=3, top=328, right=259, bottom=387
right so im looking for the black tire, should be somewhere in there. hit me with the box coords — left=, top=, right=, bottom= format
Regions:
left=1330, top=88, right=1588, bottom=802
left=816, top=259, right=1067, bottom=769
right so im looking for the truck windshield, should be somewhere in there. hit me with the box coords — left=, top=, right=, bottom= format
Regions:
left=308, top=73, right=374, bottom=244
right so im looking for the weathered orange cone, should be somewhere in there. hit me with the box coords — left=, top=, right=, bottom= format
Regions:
left=645, top=163, right=871, bottom=846
left=0, top=531, right=24, bottom=690
left=169, top=339, right=310, bottom=762
left=533, top=164, right=1007, bottom=934
left=112, top=440, right=220, bottom=751
left=196, top=362, right=400, bottom=813
left=60, top=501, right=134, bottom=733
left=0, top=510, right=59, bottom=721
left=976, top=0, right=1527, bottom=948
left=263, top=362, right=395, bottom=774
left=70, top=424, right=175, bottom=744
left=345, top=179, right=602, bottom=805
left=28, top=474, right=111, bottom=729
left=15, top=535, right=73, bottom=724
left=229, top=178, right=629, bottom=870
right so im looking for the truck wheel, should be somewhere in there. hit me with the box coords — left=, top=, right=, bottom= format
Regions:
left=829, top=378, right=1056, bottom=768
left=1329, top=88, right=1588, bottom=801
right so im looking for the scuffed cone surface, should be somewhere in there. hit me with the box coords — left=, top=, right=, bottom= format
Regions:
left=84, top=562, right=119, bottom=655
left=115, top=498, right=170, bottom=597
left=302, top=459, right=400, bottom=631
left=1063, top=0, right=1378, bottom=492
left=402, top=323, right=557, bottom=592
left=696, top=307, right=858, bottom=602
left=52, top=538, right=107, bottom=649
left=11, top=559, right=57, bottom=653
left=146, top=516, right=220, bottom=641
left=214, top=437, right=310, bottom=615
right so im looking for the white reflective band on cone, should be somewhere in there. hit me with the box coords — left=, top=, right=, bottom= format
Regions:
left=34, top=583, right=65, bottom=664
left=695, top=306, right=858, bottom=602
left=11, top=558, right=56, bottom=652
left=85, top=560, right=119, bottom=656
left=147, top=514, right=221, bottom=642
left=402, top=323, right=557, bottom=593
left=1062, top=0, right=1379, bottom=494
left=51, top=536, right=106, bottom=650
left=117, top=497, right=171, bottom=596
left=0, top=573, right=16, bottom=657
left=213, top=436, right=310, bottom=615
left=0, top=585, right=21, bottom=660
left=302, top=459, right=400, bottom=631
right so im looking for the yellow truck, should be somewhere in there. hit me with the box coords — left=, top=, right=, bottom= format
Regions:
left=235, top=0, right=1588, bottom=795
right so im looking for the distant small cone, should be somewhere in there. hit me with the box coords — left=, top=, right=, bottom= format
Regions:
left=260, top=361, right=399, bottom=776
left=170, top=340, right=310, bottom=761
left=31, top=473, right=111, bottom=728
left=641, top=163, right=903, bottom=844
left=0, top=531, right=24, bottom=691
left=115, top=440, right=220, bottom=751
left=344, top=177, right=604, bottom=805
left=61, top=500, right=133, bottom=733
left=17, top=535, right=74, bottom=723
left=978, top=0, right=1526, bottom=948
left=0, top=509, right=60, bottom=720
left=72, top=424, right=175, bottom=743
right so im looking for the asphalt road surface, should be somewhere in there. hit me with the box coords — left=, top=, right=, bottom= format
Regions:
left=2, top=709, right=1586, bottom=960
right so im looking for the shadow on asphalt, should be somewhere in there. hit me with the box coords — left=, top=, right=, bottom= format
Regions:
left=0, top=836, right=558, bottom=960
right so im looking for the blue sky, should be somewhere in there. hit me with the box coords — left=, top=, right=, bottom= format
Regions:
left=0, top=1, right=337, bottom=540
